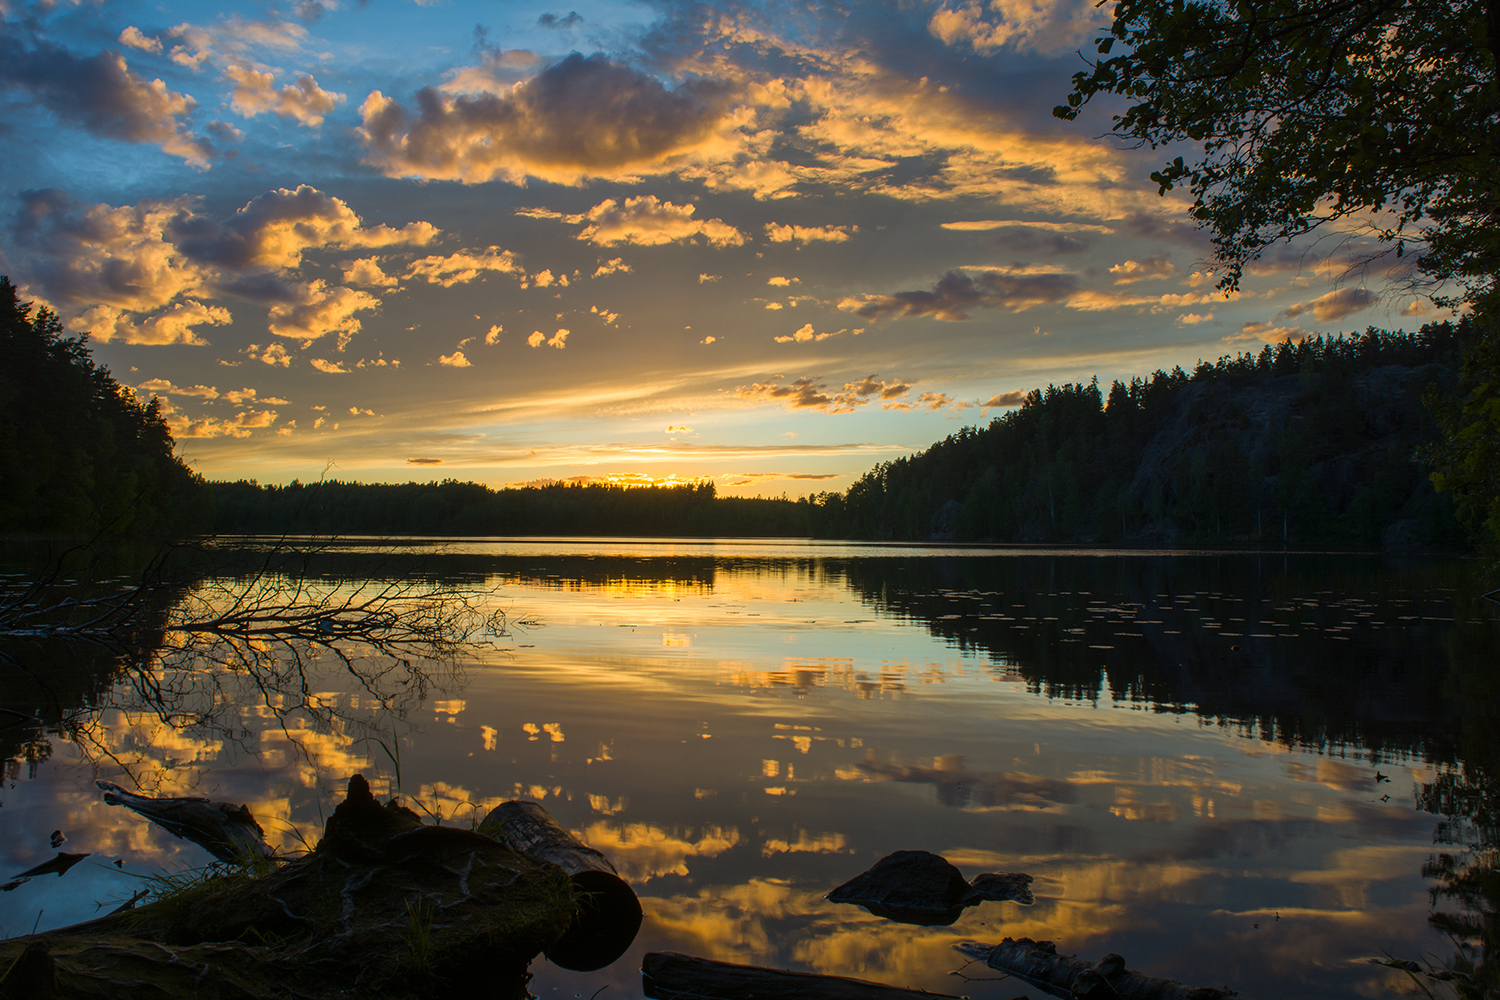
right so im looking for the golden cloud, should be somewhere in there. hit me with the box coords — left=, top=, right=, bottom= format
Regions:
left=358, top=53, right=738, bottom=185
left=224, top=65, right=345, bottom=127
left=267, top=280, right=380, bottom=343
left=405, top=247, right=523, bottom=287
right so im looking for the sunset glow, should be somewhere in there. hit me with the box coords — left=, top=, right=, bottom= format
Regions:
left=0, top=0, right=1444, bottom=492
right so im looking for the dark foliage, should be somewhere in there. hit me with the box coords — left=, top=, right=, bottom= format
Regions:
left=808, top=324, right=1471, bottom=546
left=0, top=277, right=206, bottom=537
left=1425, top=303, right=1500, bottom=548
left=208, top=478, right=813, bottom=537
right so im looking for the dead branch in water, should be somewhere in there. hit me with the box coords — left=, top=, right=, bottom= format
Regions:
left=1, top=538, right=528, bottom=792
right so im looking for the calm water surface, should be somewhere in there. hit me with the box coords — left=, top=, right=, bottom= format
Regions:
left=2, top=539, right=1497, bottom=999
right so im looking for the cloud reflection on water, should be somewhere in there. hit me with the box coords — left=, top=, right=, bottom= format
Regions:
left=1, top=547, right=1492, bottom=999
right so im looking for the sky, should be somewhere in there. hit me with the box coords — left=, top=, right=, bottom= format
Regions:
left=0, top=0, right=1451, bottom=494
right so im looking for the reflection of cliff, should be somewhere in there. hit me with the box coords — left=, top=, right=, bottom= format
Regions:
left=840, top=554, right=1499, bottom=762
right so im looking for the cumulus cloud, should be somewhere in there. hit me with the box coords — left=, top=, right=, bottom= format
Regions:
left=342, top=257, right=399, bottom=287
left=735, top=373, right=910, bottom=413
left=10, top=186, right=437, bottom=352
left=168, top=407, right=278, bottom=438
left=139, top=379, right=219, bottom=398
left=485, top=325, right=504, bottom=344
left=774, top=324, right=859, bottom=343
left=438, top=349, right=472, bottom=367
left=241, top=343, right=294, bottom=366
left=767, top=276, right=798, bottom=287
left=927, top=0, right=1108, bottom=55
left=0, top=39, right=211, bottom=165
left=764, top=222, right=854, bottom=243
left=405, top=247, right=523, bottom=287
left=358, top=53, right=735, bottom=185
left=309, top=357, right=349, bottom=372
left=119, top=27, right=163, bottom=53
left=1109, top=256, right=1175, bottom=284
left=565, top=197, right=743, bottom=247
left=982, top=390, right=1026, bottom=407
left=1280, top=287, right=1377, bottom=322
left=267, top=280, right=380, bottom=343
left=842, top=267, right=1075, bottom=321
left=171, top=185, right=439, bottom=270
left=527, top=328, right=569, bottom=348
left=594, top=258, right=632, bottom=277
left=132, top=300, right=232, bottom=345
left=224, top=65, right=346, bottom=127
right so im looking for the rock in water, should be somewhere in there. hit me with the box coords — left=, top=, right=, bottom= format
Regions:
left=827, top=851, right=979, bottom=926
left=969, top=871, right=1035, bottom=905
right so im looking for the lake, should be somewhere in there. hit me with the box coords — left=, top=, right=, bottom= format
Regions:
left=2, top=538, right=1497, bottom=999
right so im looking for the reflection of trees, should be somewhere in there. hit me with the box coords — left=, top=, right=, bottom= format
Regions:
left=835, top=552, right=1500, bottom=995
left=0, top=543, right=504, bottom=792
left=1415, top=588, right=1500, bottom=997
left=839, top=554, right=1497, bottom=763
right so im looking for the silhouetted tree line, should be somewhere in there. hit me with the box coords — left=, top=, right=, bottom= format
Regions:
left=807, top=323, right=1475, bottom=547
left=0, top=278, right=205, bottom=538
left=209, top=478, right=814, bottom=536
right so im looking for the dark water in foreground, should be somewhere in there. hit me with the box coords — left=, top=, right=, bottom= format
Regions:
left=2, top=539, right=1497, bottom=999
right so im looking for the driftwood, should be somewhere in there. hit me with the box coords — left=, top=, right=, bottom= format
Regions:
left=641, top=951, right=965, bottom=1000
left=955, top=938, right=1241, bottom=1000
left=0, top=775, right=575, bottom=1000
left=95, top=780, right=274, bottom=861
left=480, top=800, right=642, bottom=971
left=828, top=851, right=1034, bottom=926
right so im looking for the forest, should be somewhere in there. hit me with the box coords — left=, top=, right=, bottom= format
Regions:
left=208, top=478, right=809, bottom=537
left=805, top=321, right=1477, bottom=547
left=0, top=278, right=206, bottom=538
left=1, top=265, right=1488, bottom=550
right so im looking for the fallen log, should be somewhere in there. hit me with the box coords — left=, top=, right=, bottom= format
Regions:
left=0, top=775, right=575, bottom=1000
left=954, top=938, right=1241, bottom=999
left=641, top=951, right=965, bottom=1000
left=95, top=780, right=273, bottom=861
left=480, top=800, right=642, bottom=971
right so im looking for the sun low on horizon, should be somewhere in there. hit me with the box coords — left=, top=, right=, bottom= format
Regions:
left=0, top=0, right=1447, bottom=496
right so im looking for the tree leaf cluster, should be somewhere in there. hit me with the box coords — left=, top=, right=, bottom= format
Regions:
left=0, top=278, right=206, bottom=537
left=1059, top=0, right=1500, bottom=295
